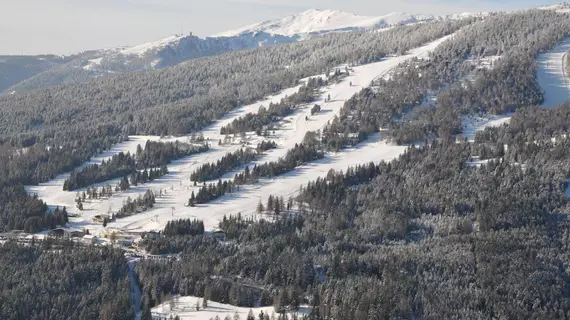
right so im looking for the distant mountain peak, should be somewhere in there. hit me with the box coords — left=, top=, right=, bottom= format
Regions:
left=214, top=9, right=437, bottom=38
left=539, top=3, right=570, bottom=13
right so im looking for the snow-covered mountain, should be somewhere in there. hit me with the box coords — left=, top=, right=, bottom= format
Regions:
left=540, top=3, right=570, bottom=13
left=215, top=9, right=437, bottom=37
left=3, top=8, right=478, bottom=94
left=7, top=32, right=298, bottom=93
left=81, top=32, right=297, bottom=72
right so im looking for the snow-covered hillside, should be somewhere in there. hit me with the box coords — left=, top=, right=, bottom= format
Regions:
left=536, top=36, right=570, bottom=108
left=540, top=3, right=570, bottom=13
left=462, top=34, right=570, bottom=141
left=25, top=34, right=452, bottom=237
left=82, top=32, right=297, bottom=72
left=6, top=8, right=481, bottom=94
left=216, top=9, right=437, bottom=37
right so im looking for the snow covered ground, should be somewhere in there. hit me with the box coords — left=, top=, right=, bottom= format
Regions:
left=540, top=3, right=570, bottom=14
left=152, top=296, right=308, bottom=320
left=462, top=37, right=570, bottom=139
left=26, top=35, right=452, bottom=236
left=537, top=37, right=570, bottom=108
left=215, top=9, right=436, bottom=37
left=461, top=114, right=512, bottom=141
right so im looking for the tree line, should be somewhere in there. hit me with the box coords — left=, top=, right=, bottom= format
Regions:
left=220, top=77, right=326, bottom=135
left=189, top=135, right=323, bottom=205
left=64, top=141, right=208, bottom=191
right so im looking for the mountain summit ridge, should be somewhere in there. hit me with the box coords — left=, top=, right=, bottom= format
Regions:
left=214, top=9, right=438, bottom=37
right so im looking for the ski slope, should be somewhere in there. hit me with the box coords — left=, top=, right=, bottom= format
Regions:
left=26, top=34, right=453, bottom=235
left=152, top=296, right=308, bottom=320
left=462, top=38, right=570, bottom=139
left=537, top=37, right=570, bottom=108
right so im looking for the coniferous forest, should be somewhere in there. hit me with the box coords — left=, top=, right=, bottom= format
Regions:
left=4, top=7, right=570, bottom=320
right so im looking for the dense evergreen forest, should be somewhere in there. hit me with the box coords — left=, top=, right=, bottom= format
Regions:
left=137, top=100, right=570, bottom=319
left=320, top=9, right=570, bottom=148
left=132, top=10, right=570, bottom=320
left=5, top=8, right=570, bottom=320
left=0, top=19, right=470, bottom=235
left=0, top=242, right=134, bottom=320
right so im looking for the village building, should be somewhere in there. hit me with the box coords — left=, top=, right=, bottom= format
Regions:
left=47, top=228, right=85, bottom=240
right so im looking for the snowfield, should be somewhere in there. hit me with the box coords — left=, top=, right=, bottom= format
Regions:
left=152, top=296, right=308, bottom=320
left=27, top=35, right=452, bottom=236
left=216, top=9, right=436, bottom=37
left=461, top=114, right=512, bottom=142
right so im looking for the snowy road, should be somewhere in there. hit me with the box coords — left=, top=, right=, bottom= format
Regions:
left=127, top=259, right=142, bottom=320
left=537, top=37, right=570, bottom=108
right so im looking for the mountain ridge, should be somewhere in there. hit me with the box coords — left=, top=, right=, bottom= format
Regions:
left=214, top=9, right=438, bottom=37
left=1, top=8, right=479, bottom=94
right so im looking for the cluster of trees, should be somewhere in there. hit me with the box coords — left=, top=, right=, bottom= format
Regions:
left=63, top=152, right=136, bottom=191
left=116, top=190, right=156, bottom=218
left=64, top=141, right=207, bottom=191
left=135, top=140, right=207, bottom=169
left=128, top=166, right=169, bottom=187
left=190, top=148, right=258, bottom=182
left=136, top=214, right=306, bottom=310
left=220, top=77, right=325, bottom=135
left=191, top=180, right=238, bottom=205
left=0, top=242, right=134, bottom=320
left=243, top=139, right=323, bottom=181
left=258, top=195, right=295, bottom=216
left=190, top=136, right=323, bottom=205
left=0, top=187, right=51, bottom=233
left=257, top=140, right=278, bottom=152
left=163, top=218, right=205, bottom=237
left=74, top=165, right=171, bottom=211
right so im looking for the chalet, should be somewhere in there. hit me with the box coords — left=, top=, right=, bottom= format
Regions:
left=47, top=228, right=65, bottom=238
left=47, top=228, right=85, bottom=240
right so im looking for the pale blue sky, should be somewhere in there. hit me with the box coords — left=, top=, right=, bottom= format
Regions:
left=0, top=0, right=557, bottom=55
